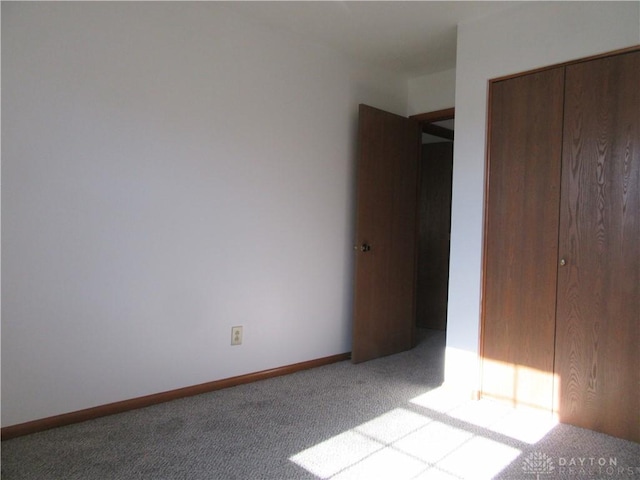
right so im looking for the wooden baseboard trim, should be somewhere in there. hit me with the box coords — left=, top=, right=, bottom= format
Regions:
left=1, top=352, right=351, bottom=441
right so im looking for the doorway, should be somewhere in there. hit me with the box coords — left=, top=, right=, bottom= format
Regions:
left=412, top=110, right=454, bottom=333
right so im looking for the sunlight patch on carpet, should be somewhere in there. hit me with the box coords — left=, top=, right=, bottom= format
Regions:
left=412, top=387, right=558, bottom=444
left=290, top=402, right=528, bottom=479
left=289, top=430, right=381, bottom=478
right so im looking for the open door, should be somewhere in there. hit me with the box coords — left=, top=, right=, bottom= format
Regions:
left=352, top=104, right=422, bottom=363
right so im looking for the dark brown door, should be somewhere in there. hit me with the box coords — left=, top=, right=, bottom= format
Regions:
left=416, top=142, right=453, bottom=331
left=352, top=104, right=421, bottom=364
left=554, top=51, right=640, bottom=442
left=481, top=68, right=565, bottom=411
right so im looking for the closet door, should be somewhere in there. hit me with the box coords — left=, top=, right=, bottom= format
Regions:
left=481, top=68, right=565, bottom=411
left=555, top=51, right=640, bottom=442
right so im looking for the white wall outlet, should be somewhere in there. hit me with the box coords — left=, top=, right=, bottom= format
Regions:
left=231, top=326, right=243, bottom=346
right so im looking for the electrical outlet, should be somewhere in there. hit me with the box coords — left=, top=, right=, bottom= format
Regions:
left=231, top=326, right=243, bottom=346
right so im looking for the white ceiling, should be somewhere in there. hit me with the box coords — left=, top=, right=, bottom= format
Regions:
left=223, top=1, right=524, bottom=76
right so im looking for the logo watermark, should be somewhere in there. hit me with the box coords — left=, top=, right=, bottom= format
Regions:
left=522, top=452, right=554, bottom=479
left=523, top=452, right=640, bottom=478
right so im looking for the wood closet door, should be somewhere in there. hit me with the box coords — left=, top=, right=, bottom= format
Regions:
left=481, top=68, right=565, bottom=411
left=555, top=51, right=640, bottom=442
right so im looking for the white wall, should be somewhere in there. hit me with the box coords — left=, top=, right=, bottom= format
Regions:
left=1, top=2, right=408, bottom=426
left=446, top=1, right=640, bottom=391
left=407, top=68, right=456, bottom=115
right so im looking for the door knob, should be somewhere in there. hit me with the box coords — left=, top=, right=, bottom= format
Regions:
left=560, top=258, right=566, bottom=266
left=360, top=243, right=372, bottom=252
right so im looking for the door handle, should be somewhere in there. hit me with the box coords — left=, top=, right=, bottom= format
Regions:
left=360, top=243, right=372, bottom=253
left=560, top=258, right=566, bottom=266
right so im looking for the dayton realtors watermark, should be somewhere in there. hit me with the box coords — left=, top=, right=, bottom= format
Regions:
left=557, top=456, right=638, bottom=477
left=523, top=452, right=640, bottom=478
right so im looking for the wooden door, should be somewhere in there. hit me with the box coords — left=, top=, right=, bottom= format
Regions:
left=554, top=51, right=640, bottom=442
left=416, top=142, right=453, bottom=330
left=352, top=104, right=421, bottom=364
left=481, top=68, right=565, bottom=411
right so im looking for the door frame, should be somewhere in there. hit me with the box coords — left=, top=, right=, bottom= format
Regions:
left=410, top=108, right=455, bottom=140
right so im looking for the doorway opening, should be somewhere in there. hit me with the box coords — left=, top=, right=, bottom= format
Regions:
left=411, top=109, right=454, bottom=337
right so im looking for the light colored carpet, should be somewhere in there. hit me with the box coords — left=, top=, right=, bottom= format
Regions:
left=2, top=330, right=638, bottom=479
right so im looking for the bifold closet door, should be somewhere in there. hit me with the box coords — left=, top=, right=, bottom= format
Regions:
left=555, top=51, right=640, bottom=442
left=481, top=67, right=565, bottom=411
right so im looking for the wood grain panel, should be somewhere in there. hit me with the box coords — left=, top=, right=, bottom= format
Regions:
left=417, top=142, right=453, bottom=330
left=555, top=51, right=640, bottom=442
left=352, top=105, right=421, bottom=363
left=481, top=68, right=565, bottom=411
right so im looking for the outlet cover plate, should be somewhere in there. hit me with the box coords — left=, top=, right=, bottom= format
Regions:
left=231, top=326, right=243, bottom=346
